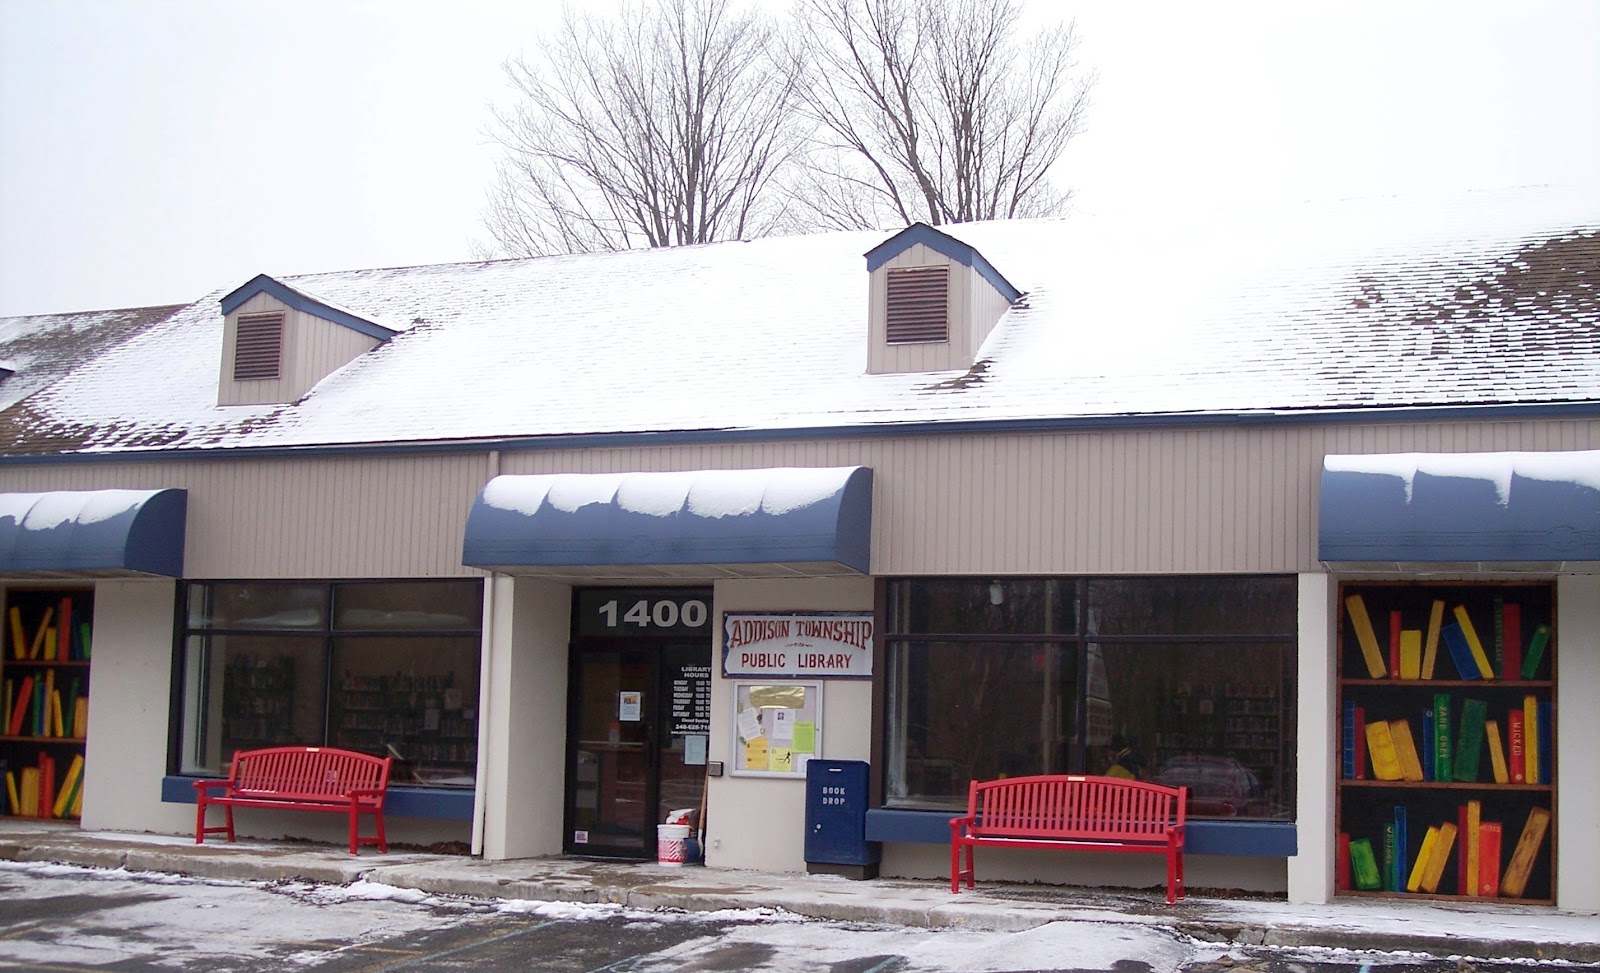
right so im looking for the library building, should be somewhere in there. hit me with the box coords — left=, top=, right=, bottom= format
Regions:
left=1, top=187, right=1597, bottom=911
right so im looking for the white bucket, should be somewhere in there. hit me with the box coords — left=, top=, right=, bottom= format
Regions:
left=657, top=824, right=690, bottom=866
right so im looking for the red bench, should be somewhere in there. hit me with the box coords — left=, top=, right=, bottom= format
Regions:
left=195, top=746, right=394, bottom=855
left=949, top=774, right=1188, bottom=904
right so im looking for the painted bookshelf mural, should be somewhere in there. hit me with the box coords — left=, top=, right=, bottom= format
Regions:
left=1337, top=582, right=1554, bottom=902
left=1, top=588, right=92, bottom=820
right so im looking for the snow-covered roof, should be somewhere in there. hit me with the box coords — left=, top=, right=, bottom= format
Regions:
left=0, top=185, right=1596, bottom=458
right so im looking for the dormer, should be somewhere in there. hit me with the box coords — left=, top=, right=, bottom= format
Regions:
left=864, top=224, right=1021, bottom=375
left=218, top=275, right=397, bottom=406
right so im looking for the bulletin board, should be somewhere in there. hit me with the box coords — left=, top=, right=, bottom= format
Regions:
left=731, top=680, right=822, bottom=778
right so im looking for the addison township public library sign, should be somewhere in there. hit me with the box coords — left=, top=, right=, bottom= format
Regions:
left=721, top=612, right=874, bottom=679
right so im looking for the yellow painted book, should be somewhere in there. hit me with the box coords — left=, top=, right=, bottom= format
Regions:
left=1421, top=599, right=1445, bottom=679
left=1523, top=695, right=1539, bottom=786
left=1485, top=719, right=1509, bottom=783
left=1365, top=720, right=1404, bottom=780
left=1465, top=799, right=1481, bottom=897
left=1406, top=826, right=1439, bottom=892
left=1389, top=719, right=1425, bottom=781
left=1420, top=821, right=1458, bottom=893
left=3, top=770, right=17, bottom=815
left=1452, top=605, right=1496, bottom=681
left=27, top=606, right=54, bottom=660
left=1345, top=594, right=1388, bottom=679
left=72, top=696, right=89, bottom=738
left=19, top=767, right=40, bottom=819
left=1399, top=630, right=1422, bottom=680
left=1503, top=806, right=1551, bottom=898
left=52, top=754, right=83, bottom=818
left=7, top=606, right=24, bottom=660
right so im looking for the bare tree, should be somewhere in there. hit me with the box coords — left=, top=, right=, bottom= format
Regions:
left=481, top=0, right=801, bottom=257
left=789, top=0, right=1094, bottom=229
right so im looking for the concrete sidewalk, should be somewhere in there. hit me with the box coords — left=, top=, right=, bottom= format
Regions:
left=1, top=819, right=1596, bottom=965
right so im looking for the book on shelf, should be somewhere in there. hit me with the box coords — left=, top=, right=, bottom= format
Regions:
left=1503, top=806, right=1551, bottom=898
left=27, top=606, right=54, bottom=660
left=1523, top=695, right=1539, bottom=786
left=1463, top=800, right=1481, bottom=898
left=1501, top=602, right=1522, bottom=680
left=1453, top=698, right=1488, bottom=783
left=1492, top=594, right=1504, bottom=681
left=1521, top=625, right=1550, bottom=680
left=1452, top=605, right=1496, bottom=680
left=1382, top=821, right=1397, bottom=892
left=1536, top=700, right=1552, bottom=786
left=1420, top=821, right=1458, bottom=894
left=1433, top=693, right=1452, bottom=782
left=1345, top=594, right=1388, bottom=679
left=3, top=768, right=16, bottom=816
left=1399, top=629, right=1422, bottom=681
left=1365, top=720, right=1404, bottom=781
left=1421, top=599, right=1445, bottom=680
left=1406, top=825, right=1438, bottom=893
left=18, top=767, right=39, bottom=818
left=1485, top=719, right=1509, bottom=783
left=1508, top=709, right=1526, bottom=783
left=7, top=606, right=24, bottom=661
left=1350, top=837, right=1382, bottom=890
left=1421, top=708, right=1435, bottom=781
left=1389, top=611, right=1402, bottom=679
left=1440, top=623, right=1482, bottom=680
left=1392, top=805, right=1409, bottom=893
left=1389, top=719, right=1425, bottom=782
left=8, top=675, right=33, bottom=736
left=51, top=754, right=84, bottom=819
left=1342, top=701, right=1365, bottom=779
left=1337, top=832, right=1351, bottom=891
left=1478, top=821, right=1503, bottom=897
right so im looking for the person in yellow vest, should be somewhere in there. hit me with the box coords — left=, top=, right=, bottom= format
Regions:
left=1104, top=736, right=1143, bottom=780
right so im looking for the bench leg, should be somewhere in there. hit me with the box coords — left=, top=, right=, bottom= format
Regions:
left=373, top=810, right=388, bottom=854
left=195, top=799, right=237, bottom=845
left=1167, top=850, right=1185, bottom=904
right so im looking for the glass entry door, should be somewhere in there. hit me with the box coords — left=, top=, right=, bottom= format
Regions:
left=566, top=644, right=655, bottom=857
left=565, top=588, right=713, bottom=859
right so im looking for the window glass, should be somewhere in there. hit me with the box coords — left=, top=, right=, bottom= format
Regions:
left=188, top=583, right=326, bottom=630
left=885, top=641, right=1076, bottom=808
left=886, top=579, right=1077, bottom=635
left=1085, top=577, right=1295, bottom=636
left=176, top=580, right=482, bottom=787
left=330, top=636, right=480, bottom=785
left=334, top=581, right=481, bottom=631
left=881, top=575, right=1296, bottom=820
left=1093, top=640, right=1293, bottom=820
left=178, top=634, right=326, bottom=775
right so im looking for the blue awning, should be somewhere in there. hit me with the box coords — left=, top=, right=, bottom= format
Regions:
left=1319, top=451, right=1600, bottom=566
left=0, top=489, right=188, bottom=578
left=463, top=467, right=872, bottom=578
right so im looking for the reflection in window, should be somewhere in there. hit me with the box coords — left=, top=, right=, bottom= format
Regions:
left=177, top=580, right=483, bottom=787
left=882, top=576, right=1296, bottom=820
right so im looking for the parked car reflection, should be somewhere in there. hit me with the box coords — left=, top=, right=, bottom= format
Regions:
left=1151, top=755, right=1262, bottom=817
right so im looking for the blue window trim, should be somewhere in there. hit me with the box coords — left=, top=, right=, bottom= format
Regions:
left=162, top=775, right=474, bottom=821
left=220, top=274, right=397, bottom=341
left=865, top=808, right=1296, bottom=857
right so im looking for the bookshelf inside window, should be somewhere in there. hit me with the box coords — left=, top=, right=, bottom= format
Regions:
left=1337, top=581, right=1554, bottom=903
left=1, top=587, right=93, bottom=820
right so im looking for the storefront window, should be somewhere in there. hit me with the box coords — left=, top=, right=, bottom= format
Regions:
left=176, top=580, right=483, bottom=788
left=882, top=576, right=1296, bottom=819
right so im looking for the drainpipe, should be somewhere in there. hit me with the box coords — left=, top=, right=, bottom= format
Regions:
left=471, top=451, right=500, bottom=857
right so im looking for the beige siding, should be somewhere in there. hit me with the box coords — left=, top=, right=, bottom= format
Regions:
left=218, top=293, right=380, bottom=406
left=4, top=417, right=1597, bottom=579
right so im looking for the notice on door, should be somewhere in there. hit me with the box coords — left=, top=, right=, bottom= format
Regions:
left=618, top=691, right=642, bottom=722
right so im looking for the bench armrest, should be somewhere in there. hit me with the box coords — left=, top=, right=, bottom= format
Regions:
left=193, top=779, right=231, bottom=796
left=346, top=786, right=388, bottom=802
left=949, top=814, right=975, bottom=839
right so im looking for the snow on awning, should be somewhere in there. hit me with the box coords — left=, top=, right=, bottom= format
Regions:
left=462, top=468, right=872, bottom=580
left=1319, top=451, right=1600, bottom=569
left=0, top=489, right=188, bottom=578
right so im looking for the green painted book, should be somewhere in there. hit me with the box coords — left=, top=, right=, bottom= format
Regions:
left=1433, top=693, right=1452, bottom=783
left=1350, top=837, right=1382, bottom=891
left=1453, top=698, right=1488, bottom=782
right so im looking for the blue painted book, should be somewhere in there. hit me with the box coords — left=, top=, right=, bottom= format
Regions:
left=1441, top=623, right=1483, bottom=680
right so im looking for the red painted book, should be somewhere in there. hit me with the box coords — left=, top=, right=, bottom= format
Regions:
left=1501, top=603, right=1521, bottom=680
left=1478, top=822, right=1503, bottom=896
left=6, top=675, right=32, bottom=737
left=1337, top=832, right=1351, bottom=891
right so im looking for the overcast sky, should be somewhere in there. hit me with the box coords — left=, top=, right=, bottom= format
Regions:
left=1, top=0, right=1596, bottom=318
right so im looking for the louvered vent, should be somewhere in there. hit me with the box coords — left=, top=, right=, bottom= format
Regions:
left=233, top=311, right=283, bottom=380
left=885, top=266, right=950, bottom=343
